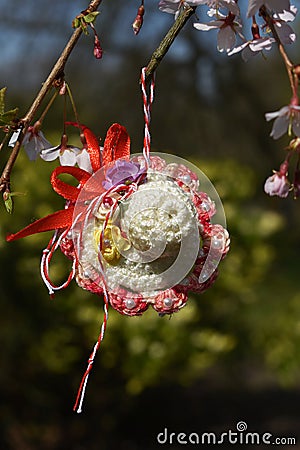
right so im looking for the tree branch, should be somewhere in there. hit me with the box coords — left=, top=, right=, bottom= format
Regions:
left=144, top=5, right=197, bottom=83
left=260, top=6, right=297, bottom=100
left=0, top=0, right=103, bottom=194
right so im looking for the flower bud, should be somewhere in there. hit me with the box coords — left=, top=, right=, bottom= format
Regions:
left=59, top=81, right=67, bottom=96
left=251, top=22, right=260, bottom=40
left=132, top=5, right=144, bottom=35
left=93, top=35, right=103, bottom=59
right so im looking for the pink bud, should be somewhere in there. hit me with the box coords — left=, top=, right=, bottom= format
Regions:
left=132, top=5, right=144, bottom=35
left=264, top=171, right=290, bottom=198
left=251, top=23, right=260, bottom=40
left=59, top=81, right=67, bottom=96
left=94, top=35, right=103, bottom=59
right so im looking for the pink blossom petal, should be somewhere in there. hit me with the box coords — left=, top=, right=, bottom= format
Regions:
left=275, top=5, right=297, bottom=22
left=40, top=146, right=60, bottom=162
left=248, top=0, right=290, bottom=17
left=241, top=45, right=255, bottom=62
left=76, top=149, right=93, bottom=173
left=228, top=42, right=248, bottom=56
left=266, top=0, right=290, bottom=13
left=222, top=0, right=240, bottom=15
left=8, top=130, right=21, bottom=147
left=207, top=8, right=225, bottom=19
left=23, top=139, right=40, bottom=161
left=217, top=27, right=236, bottom=52
left=292, top=113, right=300, bottom=137
left=158, top=0, right=179, bottom=14
left=275, top=22, right=296, bottom=45
left=264, top=173, right=290, bottom=197
left=270, top=115, right=289, bottom=139
left=24, top=130, right=52, bottom=152
left=59, top=148, right=79, bottom=166
left=193, top=21, right=223, bottom=31
left=249, top=37, right=275, bottom=52
left=247, top=0, right=263, bottom=17
left=265, top=106, right=289, bottom=121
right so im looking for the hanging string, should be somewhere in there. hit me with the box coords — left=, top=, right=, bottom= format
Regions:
left=73, top=73, right=156, bottom=410
left=73, top=288, right=109, bottom=413
left=140, top=67, right=155, bottom=166
left=73, top=181, right=139, bottom=413
left=73, top=74, right=155, bottom=413
left=40, top=227, right=76, bottom=296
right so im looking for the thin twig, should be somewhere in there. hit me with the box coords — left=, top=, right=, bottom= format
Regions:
left=144, top=5, right=196, bottom=83
left=0, top=0, right=103, bottom=194
left=260, top=6, right=296, bottom=99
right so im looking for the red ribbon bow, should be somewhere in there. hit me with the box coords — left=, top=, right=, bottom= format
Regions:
left=6, top=123, right=131, bottom=242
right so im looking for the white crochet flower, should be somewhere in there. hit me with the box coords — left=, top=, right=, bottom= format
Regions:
left=78, top=172, right=199, bottom=296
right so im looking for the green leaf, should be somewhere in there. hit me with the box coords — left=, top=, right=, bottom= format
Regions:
left=0, top=108, right=19, bottom=126
left=0, top=88, right=18, bottom=126
left=0, top=87, right=6, bottom=115
left=3, top=191, right=25, bottom=214
left=83, top=11, right=100, bottom=23
left=72, top=17, right=80, bottom=28
left=3, top=192, right=13, bottom=214
left=80, top=19, right=89, bottom=35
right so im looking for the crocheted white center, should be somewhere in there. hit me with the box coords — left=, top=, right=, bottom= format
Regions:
left=77, top=173, right=200, bottom=296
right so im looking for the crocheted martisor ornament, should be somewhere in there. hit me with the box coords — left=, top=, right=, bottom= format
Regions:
left=70, top=150, right=230, bottom=316
left=6, top=70, right=230, bottom=412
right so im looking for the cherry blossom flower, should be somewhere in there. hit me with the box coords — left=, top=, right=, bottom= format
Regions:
left=158, top=0, right=240, bottom=19
left=194, top=10, right=242, bottom=53
left=40, top=134, right=93, bottom=172
left=247, top=0, right=291, bottom=17
left=265, top=104, right=300, bottom=139
left=158, top=0, right=204, bottom=19
left=264, top=160, right=290, bottom=198
left=228, top=36, right=275, bottom=61
left=197, top=0, right=240, bottom=15
left=9, top=125, right=52, bottom=161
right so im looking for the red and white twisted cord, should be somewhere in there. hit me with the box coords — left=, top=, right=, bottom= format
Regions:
left=140, top=67, right=155, bottom=166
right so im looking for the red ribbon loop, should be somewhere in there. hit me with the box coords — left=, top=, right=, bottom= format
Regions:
left=51, top=166, right=91, bottom=202
left=6, top=123, right=131, bottom=242
left=102, top=123, right=131, bottom=166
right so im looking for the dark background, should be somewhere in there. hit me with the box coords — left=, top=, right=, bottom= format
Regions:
left=1, top=1, right=300, bottom=448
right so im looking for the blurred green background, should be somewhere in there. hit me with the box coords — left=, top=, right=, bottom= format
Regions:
left=1, top=1, right=300, bottom=449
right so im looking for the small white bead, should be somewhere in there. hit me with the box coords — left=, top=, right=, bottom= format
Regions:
left=201, top=201, right=211, bottom=212
left=84, top=270, right=91, bottom=278
left=125, top=299, right=136, bottom=309
left=199, top=271, right=209, bottom=283
left=211, top=237, right=224, bottom=250
left=163, top=298, right=174, bottom=308
left=181, top=174, right=191, bottom=185
left=67, top=231, right=72, bottom=239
